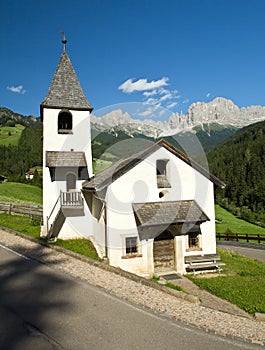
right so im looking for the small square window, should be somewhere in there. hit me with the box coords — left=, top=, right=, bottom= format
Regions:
left=125, top=237, right=138, bottom=254
left=188, top=232, right=199, bottom=248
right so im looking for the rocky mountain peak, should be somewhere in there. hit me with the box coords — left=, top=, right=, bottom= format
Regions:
left=91, top=97, right=265, bottom=138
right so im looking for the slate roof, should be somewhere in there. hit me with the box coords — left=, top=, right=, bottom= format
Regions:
left=41, top=51, right=93, bottom=115
left=46, top=151, right=87, bottom=167
left=82, top=139, right=225, bottom=191
left=133, top=200, right=209, bottom=227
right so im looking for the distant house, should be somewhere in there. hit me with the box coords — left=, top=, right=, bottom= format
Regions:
left=25, top=172, right=34, bottom=180
left=41, top=42, right=225, bottom=276
left=0, top=175, right=7, bottom=183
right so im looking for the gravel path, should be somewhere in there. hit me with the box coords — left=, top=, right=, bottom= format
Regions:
left=0, top=228, right=265, bottom=346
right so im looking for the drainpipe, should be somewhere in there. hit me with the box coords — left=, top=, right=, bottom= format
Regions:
left=104, top=203, right=108, bottom=260
left=93, top=192, right=108, bottom=260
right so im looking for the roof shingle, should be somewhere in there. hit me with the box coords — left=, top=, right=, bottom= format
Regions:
left=41, top=51, right=93, bottom=113
left=46, top=151, right=87, bottom=167
left=132, top=200, right=209, bottom=228
left=82, top=139, right=225, bottom=191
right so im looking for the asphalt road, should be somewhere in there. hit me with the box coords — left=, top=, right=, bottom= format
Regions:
left=0, top=244, right=261, bottom=350
left=217, top=241, right=265, bottom=262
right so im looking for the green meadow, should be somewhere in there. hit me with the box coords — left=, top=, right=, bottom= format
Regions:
left=189, top=249, right=265, bottom=314
left=215, top=205, right=265, bottom=235
left=0, top=124, right=24, bottom=146
left=0, top=182, right=42, bottom=205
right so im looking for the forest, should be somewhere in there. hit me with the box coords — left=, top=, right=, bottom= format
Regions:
left=0, top=111, right=42, bottom=186
left=207, top=120, right=265, bottom=226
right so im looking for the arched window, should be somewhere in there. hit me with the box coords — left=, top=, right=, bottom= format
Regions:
left=58, top=110, right=72, bottom=134
left=66, top=173, right=76, bottom=191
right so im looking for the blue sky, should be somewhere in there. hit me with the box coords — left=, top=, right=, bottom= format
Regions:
left=1, top=0, right=265, bottom=120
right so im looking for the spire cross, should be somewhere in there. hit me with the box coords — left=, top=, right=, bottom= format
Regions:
left=61, top=31, right=67, bottom=51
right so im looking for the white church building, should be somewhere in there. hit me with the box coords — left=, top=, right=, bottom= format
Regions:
left=41, top=42, right=225, bottom=276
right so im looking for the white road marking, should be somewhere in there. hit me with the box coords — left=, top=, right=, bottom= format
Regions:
left=0, top=243, right=30, bottom=260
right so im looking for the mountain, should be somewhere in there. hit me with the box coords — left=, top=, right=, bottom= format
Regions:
left=0, top=107, right=40, bottom=127
left=207, top=120, right=265, bottom=226
left=186, top=97, right=265, bottom=127
left=91, top=110, right=166, bottom=139
left=91, top=97, right=265, bottom=138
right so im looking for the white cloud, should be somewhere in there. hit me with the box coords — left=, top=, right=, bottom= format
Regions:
left=159, top=109, right=167, bottom=117
left=206, top=93, right=211, bottom=98
left=159, top=93, right=172, bottom=102
left=182, top=99, right=189, bottom=104
left=138, top=103, right=161, bottom=117
left=144, top=97, right=159, bottom=105
left=144, top=93, right=173, bottom=105
left=143, top=89, right=158, bottom=97
left=158, top=88, right=169, bottom=95
left=119, top=77, right=169, bottom=93
left=138, top=109, right=153, bottom=117
left=7, top=85, right=26, bottom=94
left=166, top=102, right=178, bottom=109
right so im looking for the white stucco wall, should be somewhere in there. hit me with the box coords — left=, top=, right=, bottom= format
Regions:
left=42, top=107, right=93, bottom=237
left=102, top=146, right=216, bottom=275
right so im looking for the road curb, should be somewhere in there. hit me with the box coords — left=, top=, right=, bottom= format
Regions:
left=0, top=226, right=199, bottom=304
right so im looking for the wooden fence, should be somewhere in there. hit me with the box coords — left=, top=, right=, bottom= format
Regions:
left=216, top=233, right=265, bottom=244
left=0, top=202, right=43, bottom=223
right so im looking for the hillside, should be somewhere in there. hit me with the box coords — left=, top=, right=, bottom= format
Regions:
left=91, top=122, right=239, bottom=163
left=0, top=109, right=42, bottom=186
left=0, top=182, right=42, bottom=205
left=0, top=124, right=24, bottom=146
left=207, top=120, right=265, bottom=225
left=0, top=107, right=39, bottom=127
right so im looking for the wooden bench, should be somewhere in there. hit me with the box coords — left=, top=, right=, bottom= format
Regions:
left=185, top=254, right=225, bottom=273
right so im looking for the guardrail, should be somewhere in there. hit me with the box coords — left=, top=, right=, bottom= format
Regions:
left=216, top=233, right=265, bottom=244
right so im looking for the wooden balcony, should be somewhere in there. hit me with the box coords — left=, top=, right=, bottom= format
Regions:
left=60, top=191, right=84, bottom=209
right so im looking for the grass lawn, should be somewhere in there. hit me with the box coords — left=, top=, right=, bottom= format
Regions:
left=0, top=124, right=24, bottom=146
left=0, top=213, right=100, bottom=260
left=54, top=239, right=100, bottom=260
left=93, top=158, right=113, bottom=173
left=215, top=205, right=265, bottom=235
left=188, top=249, right=265, bottom=314
left=0, top=213, right=41, bottom=238
left=0, top=182, right=42, bottom=205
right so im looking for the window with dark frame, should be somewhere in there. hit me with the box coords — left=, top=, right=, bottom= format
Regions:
left=188, top=232, right=200, bottom=248
left=156, top=159, right=171, bottom=188
left=156, top=159, right=167, bottom=176
left=66, top=173, right=76, bottom=191
left=125, top=237, right=138, bottom=254
left=58, top=110, right=73, bottom=134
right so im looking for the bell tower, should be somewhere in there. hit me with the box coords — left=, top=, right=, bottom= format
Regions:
left=41, top=37, right=93, bottom=238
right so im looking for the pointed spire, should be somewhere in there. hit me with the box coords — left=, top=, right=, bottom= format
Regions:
left=41, top=46, right=93, bottom=114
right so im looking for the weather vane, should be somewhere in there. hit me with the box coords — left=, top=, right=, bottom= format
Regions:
left=61, top=31, right=67, bottom=51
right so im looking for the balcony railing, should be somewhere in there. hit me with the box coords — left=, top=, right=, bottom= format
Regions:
left=60, top=191, right=83, bottom=208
